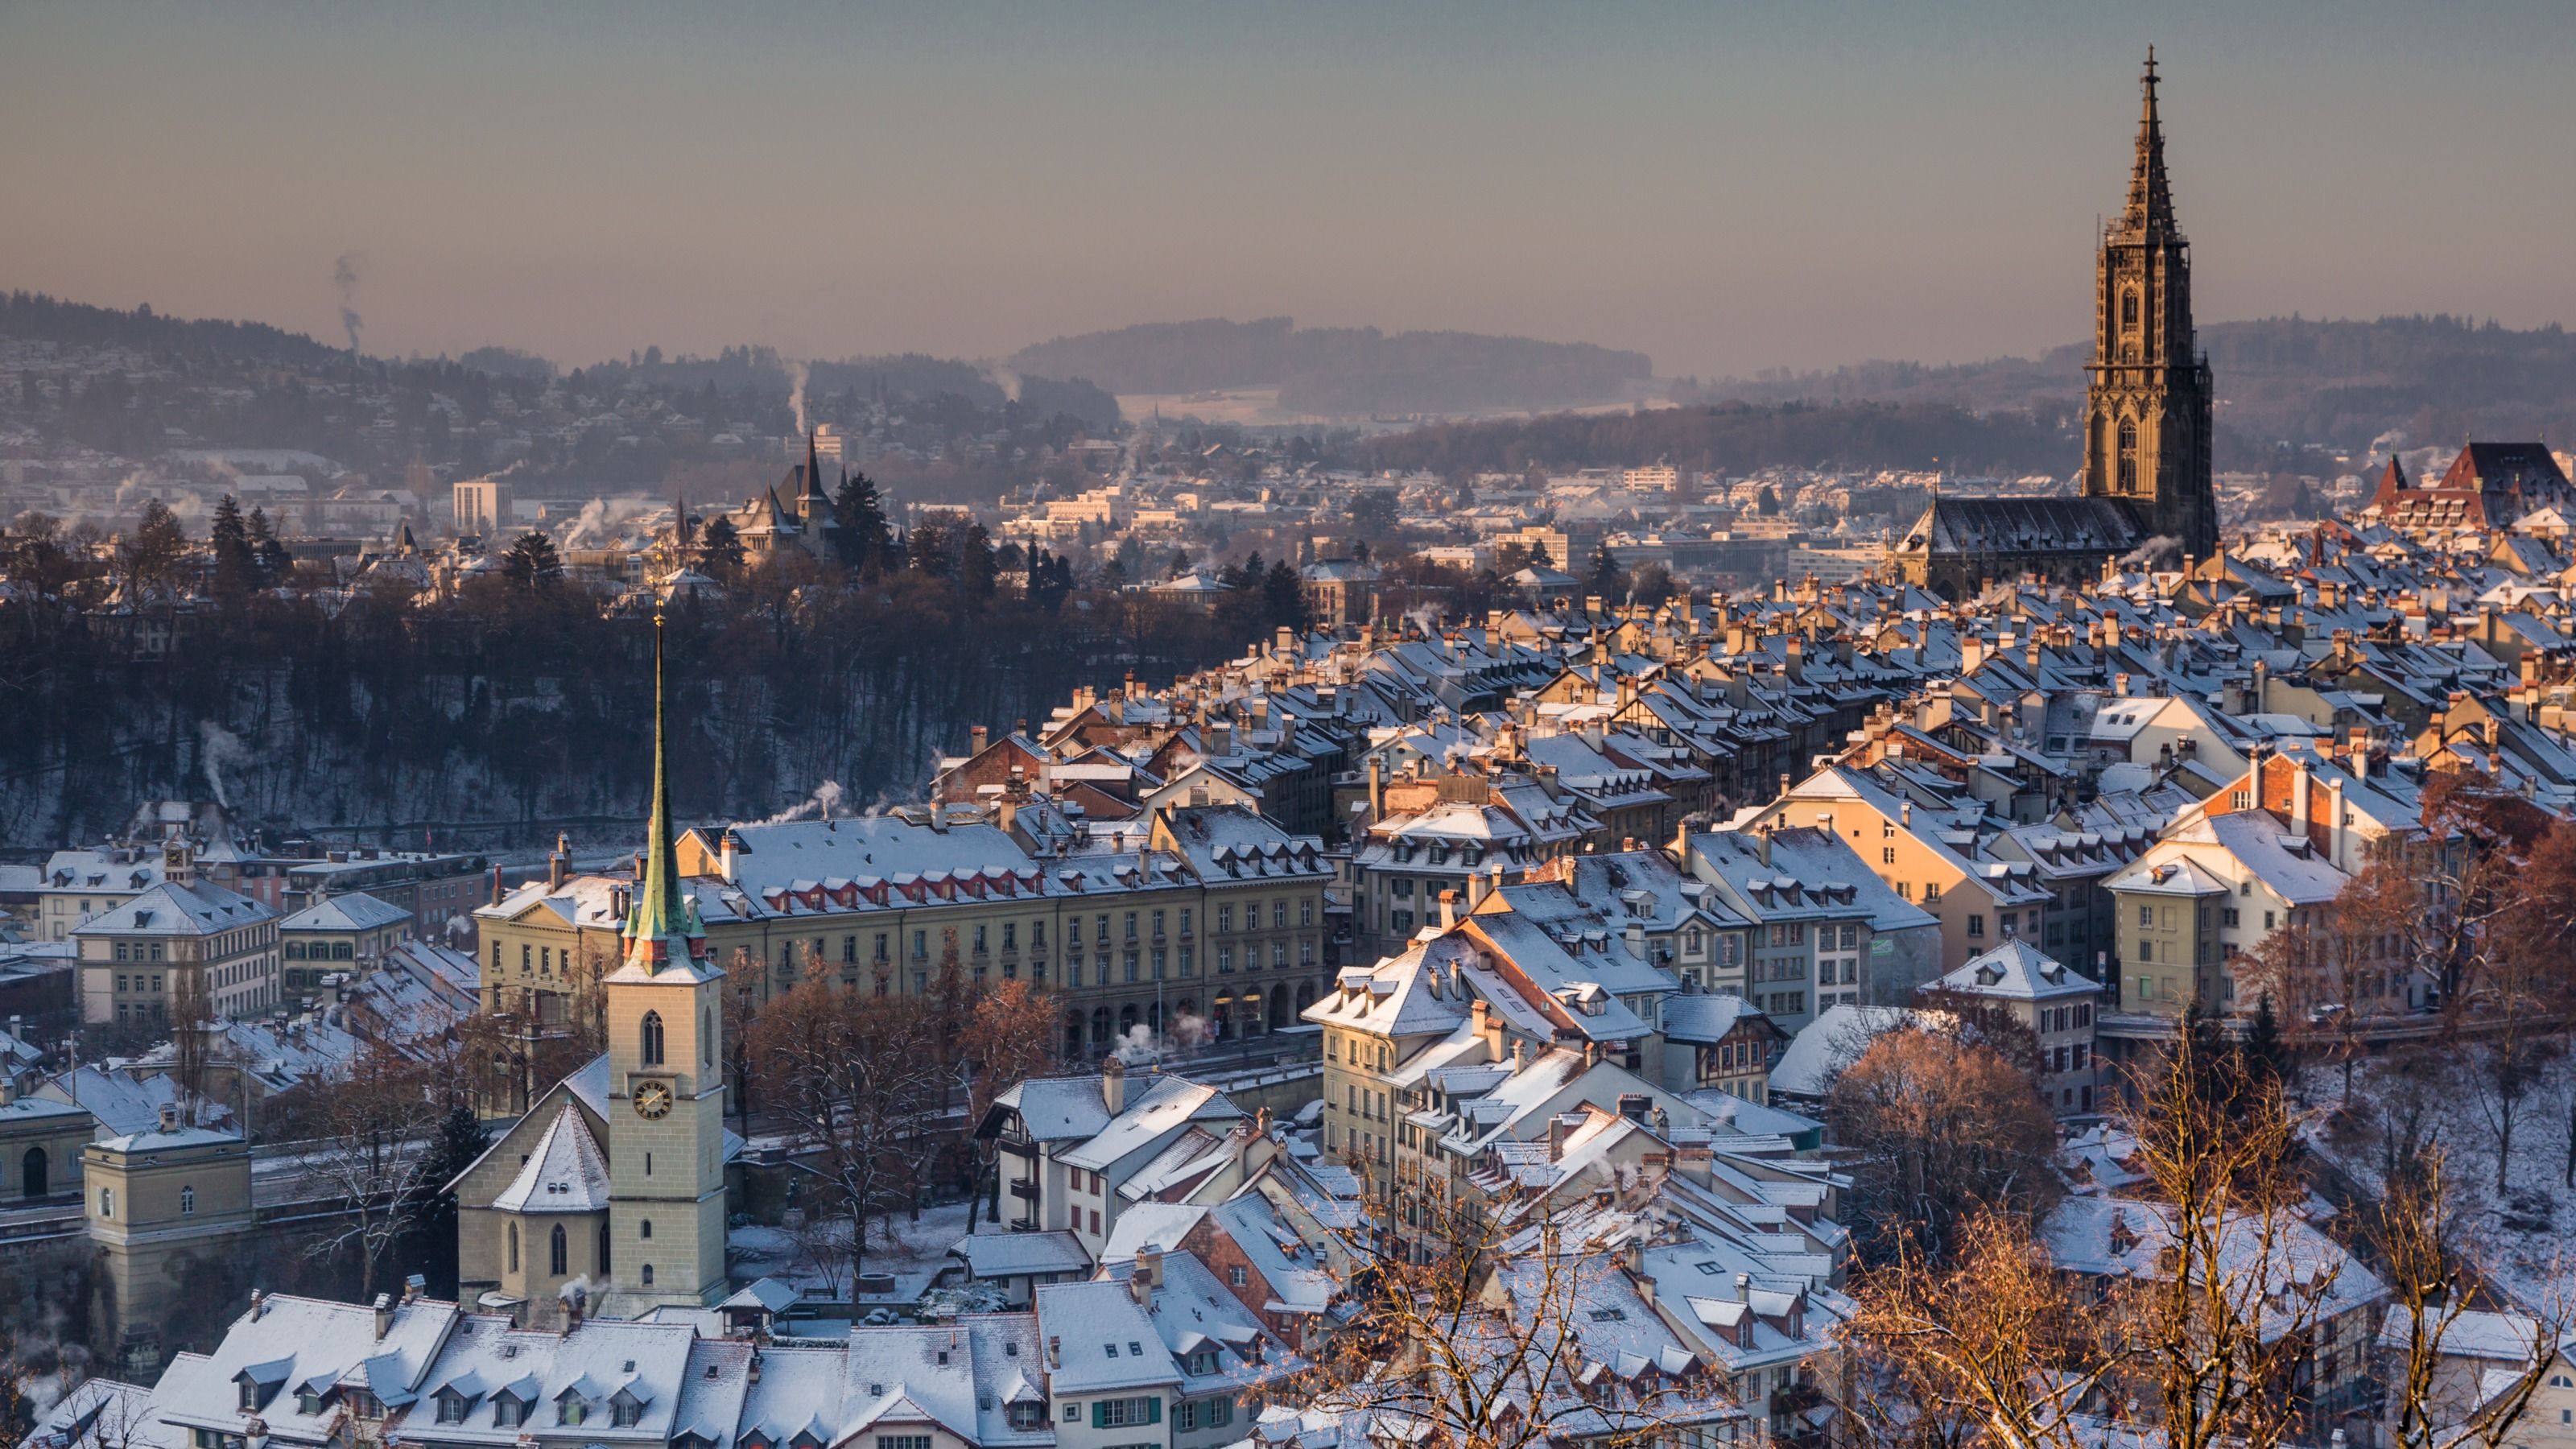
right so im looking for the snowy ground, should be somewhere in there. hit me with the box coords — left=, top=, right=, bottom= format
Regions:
left=728, top=1199, right=985, bottom=1307
left=2299, top=1044, right=2576, bottom=1315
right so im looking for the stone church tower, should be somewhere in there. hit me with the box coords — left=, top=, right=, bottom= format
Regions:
left=2079, top=48, right=2218, bottom=562
left=596, top=611, right=730, bottom=1319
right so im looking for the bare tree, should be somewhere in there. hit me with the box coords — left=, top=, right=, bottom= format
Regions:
left=745, top=967, right=946, bottom=1272
left=960, top=978, right=1059, bottom=1226
left=167, top=970, right=215, bottom=1127
left=1850, top=1030, right=2351, bottom=1449
left=1294, top=1187, right=1728, bottom=1449
left=1826, top=1026, right=2060, bottom=1263
left=293, top=1041, right=444, bottom=1302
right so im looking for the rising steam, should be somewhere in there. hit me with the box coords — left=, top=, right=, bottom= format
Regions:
left=759, top=780, right=845, bottom=825
left=782, top=357, right=811, bottom=436
left=199, top=722, right=254, bottom=811
left=332, top=253, right=365, bottom=355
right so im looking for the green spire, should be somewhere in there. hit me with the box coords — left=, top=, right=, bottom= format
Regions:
left=625, top=609, right=693, bottom=968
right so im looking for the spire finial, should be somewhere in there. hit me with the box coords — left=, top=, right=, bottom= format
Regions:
left=2122, top=47, right=2175, bottom=236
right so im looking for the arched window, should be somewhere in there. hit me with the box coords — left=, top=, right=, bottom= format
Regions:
left=640, top=1264, right=654, bottom=1286
left=2117, top=421, right=2140, bottom=492
left=640, top=1011, right=665, bottom=1067
left=598, top=1221, right=611, bottom=1273
left=509, top=1221, right=520, bottom=1272
left=180, top=1185, right=195, bottom=1215
left=98, top=1188, right=113, bottom=1220
left=549, top=1224, right=567, bottom=1276
left=641, top=1219, right=654, bottom=1240
left=2121, top=290, right=2139, bottom=330
left=703, top=1007, right=713, bottom=1067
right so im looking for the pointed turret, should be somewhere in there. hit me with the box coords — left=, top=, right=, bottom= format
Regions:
left=622, top=611, right=704, bottom=971
left=2121, top=47, right=2177, bottom=237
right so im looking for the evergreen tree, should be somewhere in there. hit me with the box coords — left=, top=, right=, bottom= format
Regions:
left=1583, top=543, right=1625, bottom=599
left=1262, top=559, right=1304, bottom=630
left=697, top=517, right=745, bottom=580
left=407, top=1104, right=490, bottom=1298
left=958, top=523, right=997, bottom=603
left=500, top=530, right=563, bottom=592
left=909, top=521, right=956, bottom=578
left=1526, top=540, right=1551, bottom=569
left=831, top=470, right=890, bottom=572
left=2243, top=993, right=2289, bottom=1087
left=1757, top=484, right=1781, bottom=516
left=246, top=506, right=292, bottom=585
left=208, top=493, right=256, bottom=596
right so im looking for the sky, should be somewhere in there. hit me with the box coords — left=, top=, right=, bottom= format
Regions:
left=4, top=2, right=2571, bottom=380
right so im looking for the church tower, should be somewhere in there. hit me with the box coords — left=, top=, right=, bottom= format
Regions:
left=2080, top=48, right=2217, bottom=562
left=598, top=611, right=730, bottom=1317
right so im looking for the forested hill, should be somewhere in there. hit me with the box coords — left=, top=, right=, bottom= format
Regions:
left=1685, top=315, right=2576, bottom=450
left=0, top=577, right=1261, bottom=853
left=1351, top=400, right=2076, bottom=480
left=1008, top=317, right=1654, bottom=417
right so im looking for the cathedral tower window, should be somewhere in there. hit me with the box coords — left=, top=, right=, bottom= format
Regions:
left=550, top=1224, right=567, bottom=1275
left=641, top=1010, right=665, bottom=1067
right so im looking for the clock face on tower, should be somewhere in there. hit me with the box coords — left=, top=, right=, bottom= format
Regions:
left=634, top=1080, right=674, bottom=1120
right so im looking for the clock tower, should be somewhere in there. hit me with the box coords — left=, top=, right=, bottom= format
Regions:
left=598, top=613, right=729, bottom=1317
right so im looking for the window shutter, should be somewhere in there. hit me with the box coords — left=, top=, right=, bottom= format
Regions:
left=1092, top=1402, right=1110, bottom=1430
left=1146, top=1397, right=1162, bottom=1426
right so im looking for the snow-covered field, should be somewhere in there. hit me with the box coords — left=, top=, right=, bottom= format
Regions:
left=2300, top=1046, right=2576, bottom=1314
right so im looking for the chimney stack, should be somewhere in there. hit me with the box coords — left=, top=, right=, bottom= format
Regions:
left=1102, top=1055, right=1128, bottom=1115
left=374, top=1291, right=394, bottom=1342
left=549, top=833, right=571, bottom=892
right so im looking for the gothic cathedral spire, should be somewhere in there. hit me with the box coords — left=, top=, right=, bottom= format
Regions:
left=622, top=611, right=704, bottom=971
left=2081, top=47, right=2217, bottom=564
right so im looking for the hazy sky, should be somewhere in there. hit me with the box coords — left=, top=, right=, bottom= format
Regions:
left=5, top=2, right=2570, bottom=379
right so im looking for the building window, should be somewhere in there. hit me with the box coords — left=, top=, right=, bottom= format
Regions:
left=641, top=1010, right=665, bottom=1066
left=550, top=1224, right=568, bottom=1275
left=98, top=1189, right=112, bottom=1220
left=1967, top=914, right=1985, bottom=938
left=641, top=1264, right=654, bottom=1286
left=509, top=1221, right=519, bottom=1271
left=880, top=1439, right=933, bottom=1449
left=180, top=1185, right=195, bottom=1215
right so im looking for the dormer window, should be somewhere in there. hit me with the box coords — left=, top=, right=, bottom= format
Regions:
left=493, top=1394, right=526, bottom=1429
left=1008, top=1402, right=1049, bottom=1430
left=557, top=1393, right=588, bottom=1426
left=612, top=1396, right=644, bottom=1430
left=237, top=1379, right=259, bottom=1411
left=298, top=1391, right=323, bottom=1416
left=436, top=1390, right=470, bottom=1425
left=1187, top=1349, right=1220, bottom=1375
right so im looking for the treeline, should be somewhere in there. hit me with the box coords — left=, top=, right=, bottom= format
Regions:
left=1686, top=314, right=2576, bottom=452
left=1007, top=316, right=1652, bottom=416
left=0, top=556, right=1269, bottom=850
left=1349, top=398, right=2077, bottom=478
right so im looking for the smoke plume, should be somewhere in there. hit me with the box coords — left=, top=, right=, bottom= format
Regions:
left=199, top=722, right=254, bottom=810
left=2116, top=535, right=2182, bottom=569
left=782, top=357, right=811, bottom=436
left=758, top=780, right=845, bottom=825
left=332, top=253, right=365, bottom=355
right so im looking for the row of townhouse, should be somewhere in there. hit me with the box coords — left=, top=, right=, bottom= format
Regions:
left=64, top=1253, right=1302, bottom=1449
left=477, top=802, right=1334, bottom=1061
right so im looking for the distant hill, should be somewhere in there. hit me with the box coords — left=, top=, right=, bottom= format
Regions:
left=1686, top=315, right=2576, bottom=452
left=1353, top=399, right=2074, bottom=480
left=1008, top=316, right=1653, bottom=418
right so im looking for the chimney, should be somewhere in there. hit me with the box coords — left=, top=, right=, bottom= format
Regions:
left=1547, top=1112, right=1575, bottom=1161
left=1467, top=870, right=1492, bottom=910
left=157, top=1101, right=178, bottom=1134
left=1734, top=1273, right=1750, bottom=1303
left=1470, top=997, right=1501, bottom=1056
left=404, top=1273, right=426, bottom=1304
left=1133, top=1244, right=1163, bottom=1302
left=747, top=1352, right=761, bottom=1384
left=548, top=833, right=570, bottom=891
left=489, top=862, right=506, bottom=906
left=2326, top=778, right=2347, bottom=870
left=1438, top=890, right=1457, bottom=931
left=373, top=1291, right=393, bottom=1342
left=1366, top=754, right=1384, bottom=822
left=250, top=1288, right=266, bottom=1321
left=1757, top=825, right=1773, bottom=868
left=969, top=724, right=989, bottom=757
left=1959, top=634, right=1985, bottom=673
left=719, top=830, right=739, bottom=885
left=1046, top=1336, right=1061, bottom=1370
left=1102, top=1055, right=1128, bottom=1116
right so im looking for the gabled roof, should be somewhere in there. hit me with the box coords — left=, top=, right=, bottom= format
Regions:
left=489, top=1103, right=613, bottom=1214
